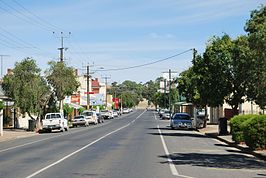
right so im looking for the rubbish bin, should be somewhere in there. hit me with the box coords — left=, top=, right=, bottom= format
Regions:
left=28, top=120, right=35, bottom=131
left=218, top=117, right=228, bottom=135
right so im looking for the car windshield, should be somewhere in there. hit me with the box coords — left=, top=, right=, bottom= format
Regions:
left=173, top=114, right=191, bottom=120
left=74, top=116, right=84, bottom=120
left=82, top=112, right=93, bottom=116
left=46, top=114, right=61, bottom=119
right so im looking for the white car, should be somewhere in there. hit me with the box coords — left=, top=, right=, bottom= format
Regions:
left=82, top=110, right=98, bottom=125
left=42, top=113, right=68, bottom=132
left=72, top=115, right=88, bottom=127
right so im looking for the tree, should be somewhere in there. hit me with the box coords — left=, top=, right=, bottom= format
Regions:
left=245, top=5, right=266, bottom=109
left=198, top=35, right=232, bottom=107
left=225, top=35, right=252, bottom=114
left=142, top=80, right=158, bottom=106
left=108, top=80, right=144, bottom=108
left=2, top=58, right=51, bottom=128
left=45, top=61, right=80, bottom=113
left=63, top=104, right=74, bottom=121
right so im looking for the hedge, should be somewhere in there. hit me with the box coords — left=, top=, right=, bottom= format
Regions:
left=230, top=114, right=257, bottom=143
left=243, top=115, right=266, bottom=150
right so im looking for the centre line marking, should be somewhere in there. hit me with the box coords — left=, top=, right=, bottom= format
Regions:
left=25, top=110, right=146, bottom=178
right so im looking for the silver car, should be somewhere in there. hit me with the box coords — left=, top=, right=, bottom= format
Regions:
left=170, top=113, right=193, bottom=130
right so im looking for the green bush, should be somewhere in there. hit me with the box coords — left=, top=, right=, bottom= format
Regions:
left=243, top=115, right=266, bottom=150
left=230, top=114, right=257, bottom=143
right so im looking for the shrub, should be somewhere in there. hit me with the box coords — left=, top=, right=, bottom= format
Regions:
left=243, top=115, right=266, bottom=150
left=230, top=114, right=257, bottom=143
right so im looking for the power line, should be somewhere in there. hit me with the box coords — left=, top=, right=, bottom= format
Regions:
left=0, top=1, right=51, bottom=32
left=0, top=26, right=37, bottom=48
left=98, top=49, right=192, bottom=72
left=11, top=0, right=64, bottom=32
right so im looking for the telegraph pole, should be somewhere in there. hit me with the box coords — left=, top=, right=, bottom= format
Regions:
left=86, top=63, right=94, bottom=109
left=169, top=69, right=172, bottom=113
left=53, top=32, right=71, bottom=62
left=162, top=69, right=177, bottom=113
left=0, top=55, right=9, bottom=78
left=102, top=76, right=111, bottom=108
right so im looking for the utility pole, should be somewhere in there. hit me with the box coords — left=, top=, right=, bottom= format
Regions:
left=102, top=76, right=111, bottom=108
left=164, top=79, right=166, bottom=108
left=0, top=55, right=9, bottom=78
left=86, top=63, right=94, bottom=110
left=169, top=69, right=172, bottom=113
left=53, top=32, right=71, bottom=62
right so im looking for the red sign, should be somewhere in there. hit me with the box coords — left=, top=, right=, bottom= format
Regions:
left=84, top=92, right=95, bottom=94
left=113, top=98, right=119, bottom=109
left=71, top=95, right=80, bottom=104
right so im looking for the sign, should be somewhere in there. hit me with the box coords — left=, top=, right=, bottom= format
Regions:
left=84, top=92, right=95, bottom=94
left=113, top=98, right=119, bottom=109
left=71, top=95, right=80, bottom=104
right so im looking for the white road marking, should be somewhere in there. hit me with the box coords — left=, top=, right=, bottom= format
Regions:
left=25, top=110, right=146, bottom=178
left=157, top=124, right=195, bottom=178
left=0, top=111, right=144, bottom=153
left=0, top=134, right=62, bottom=153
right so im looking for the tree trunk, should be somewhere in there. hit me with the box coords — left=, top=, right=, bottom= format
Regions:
left=203, top=106, right=208, bottom=128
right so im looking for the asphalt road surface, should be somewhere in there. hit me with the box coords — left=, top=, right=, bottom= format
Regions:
left=0, top=110, right=265, bottom=178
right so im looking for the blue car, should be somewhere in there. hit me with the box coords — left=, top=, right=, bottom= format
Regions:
left=170, top=113, right=193, bottom=130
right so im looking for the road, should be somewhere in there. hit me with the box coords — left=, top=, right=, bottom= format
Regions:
left=0, top=110, right=265, bottom=178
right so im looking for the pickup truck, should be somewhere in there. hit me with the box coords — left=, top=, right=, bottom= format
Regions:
left=42, top=113, right=69, bottom=132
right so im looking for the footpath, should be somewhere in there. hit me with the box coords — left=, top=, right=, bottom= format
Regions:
left=0, top=129, right=38, bottom=143
left=198, top=124, right=266, bottom=161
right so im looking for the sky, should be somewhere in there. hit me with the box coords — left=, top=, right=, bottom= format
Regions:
left=0, top=0, right=265, bottom=84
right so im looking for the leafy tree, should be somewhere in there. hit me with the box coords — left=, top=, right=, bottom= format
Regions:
left=143, top=80, right=159, bottom=106
left=63, top=104, right=74, bottom=121
left=78, top=107, right=86, bottom=114
left=2, top=58, right=51, bottom=128
left=108, top=80, right=144, bottom=108
left=198, top=35, right=232, bottom=107
left=0, top=100, right=4, bottom=110
left=245, top=5, right=266, bottom=109
left=45, top=61, right=80, bottom=113
left=224, top=36, right=252, bottom=113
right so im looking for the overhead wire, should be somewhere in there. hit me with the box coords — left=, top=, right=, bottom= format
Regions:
left=97, top=49, right=192, bottom=71
left=11, top=0, right=65, bottom=32
left=0, top=0, right=97, bottom=64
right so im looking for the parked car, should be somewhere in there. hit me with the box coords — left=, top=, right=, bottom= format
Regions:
left=161, top=110, right=171, bottom=120
left=82, top=110, right=98, bottom=125
left=96, top=113, right=104, bottom=123
left=101, top=110, right=113, bottom=119
left=42, top=113, right=69, bottom=132
left=122, top=108, right=130, bottom=114
left=170, top=113, right=193, bottom=130
left=158, top=109, right=166, bottom=118
left=72, top=115, right=88, bottom=127
left=113, top=109, right=121, bottom=116
left=113, top=110, right=119, bottom=117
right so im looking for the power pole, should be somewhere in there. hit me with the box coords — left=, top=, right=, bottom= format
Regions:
left=102, top=76, right=111, bottom=108
left=86, top=63, right=94, bottom=109
left=53, top=32, right=71, bottom=62
left=163, top=69, right=178, bottom=113
left=169, top=69, right=172, bottom=113
left=164, top=79, right=166, bottom=108
left=0, top=55, right=9, bottom=78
